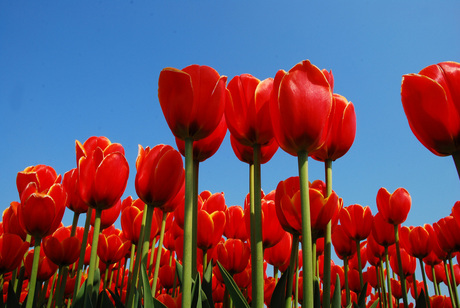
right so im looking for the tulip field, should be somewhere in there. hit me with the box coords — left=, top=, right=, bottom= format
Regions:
left=1, top=60, right=459, bottom=308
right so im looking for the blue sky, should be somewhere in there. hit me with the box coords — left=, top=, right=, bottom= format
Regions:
left=1, top=2, right=459, bottom=233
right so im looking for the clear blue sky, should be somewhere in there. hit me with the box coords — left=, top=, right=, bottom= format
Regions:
left=1, top=2, right=459, bottom=232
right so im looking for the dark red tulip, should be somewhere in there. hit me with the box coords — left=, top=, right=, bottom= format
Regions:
left=62, top=168, right=88, bottom=214
left=135, top=144, right=184, bottom=209
left=175, top=114, right=227, bottom=162
left=310, top=186, right=342, bottom=241
left=42, top=226, right=81, bottom=267
left=332, top=224, right=356, bottom=260
left=230, top=134, right=278, bottom=165
left=18, top=174, right=66, bottom=239
left=97, top=232, right=130, bottom=265
left=270, top=60, right=333, bottom=156
left=275, top=176, right=302, bottom=235
left=24, top=248, right=58, bottom=281
left=216, top=238, right=251, bottom=275
left=16, top=164, right=61, bottom=197
left=0, top=233, right=29, bottom=274
left=225, top=74, right=275, bottom=147
left=2, top=201, right=29, bottom=242
left=390, top=247, right=416, bottom=278
left=376, top=187, right=411, bottom=225
left=311, top=93, right=356, bottom=162
left=366, top=232, right=386, bottom=264
left=158, top=64, right=228, bottom=141
left=245, top=195, right=285, bottom=249
left=404, top=225, right=434, bottom=259
left=433, top=216, right=460, bottom=255
left=90, top=198, right=121, bottom=230
left=76, top=136, right=129, bottom=210
left=224, top=206, right=248, bottom=241
left=371, top=212, right=396, bottom=247
left=340, top=204, right=373, bottom=242
left=264, top=231, right=291, bottom=272
left=401, top=61, right=460, bottom=156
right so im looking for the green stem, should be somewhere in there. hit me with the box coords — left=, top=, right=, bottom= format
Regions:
left=453, top=152, right=460, bottom=181
left=444, top=260, right=455, bottom=307
left=152, top=212, right=167, bottom=296
left=148, top=237, right=157, bottom=276
left=385, top=246, right=393, bottom=308
left=376, top=264, right=384, bottom=308
left=298, top=151, right=314, bottom=308
left=356, top=240, right=364, bottom=292
left=449, top=255, right=460, bottom=307
left=250, top=143, right=264, bottom=308
left=294, top=257, right=299, bottom=308
left=26, top=236, right=41, bottom=308
left=323, top=159, right=333, bottom=308
left=379, top=260, right=387, bottom=308
left=394, top=225, right=409, bottom=308
left=46, top=272, right=58, bottom=308
left=84, top=208, right=102, bottom=307
left=182, top=137, right=194, bottom=307
left=431, top=265, right=440, bottom=296
left=126, top=203, right=148, bottom=307
left=71, top=207, right=93, bottom=306
left=141, top=205, right=154, bottom=269
left=70, top=212, right=80, bottom=237
left=344, top=258, right=350, bottom=307
left=419, top=258, right=431, bottom=308
left=103, top=266, right=109, bottom=290
left=192, top=160, right=199, bottom=278
left=203, top=250, right=208, bottom=274
left=285, top=234, right=299, bottom=308
left=56, top=266, right=70, bottom=308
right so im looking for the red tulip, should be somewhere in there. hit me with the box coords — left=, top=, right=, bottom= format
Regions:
left=24, top=248, right=58, bottom=281
left=97, top=232, right=130, bottom=265
left=230, top=134, right=278, bottom=165
left=404, top=225, right=434, bottom=259
left=197, top=209, right=226, bottom=251
left=216, top=238, right=251, bottom=275
left=90, top=198, right=121, bottom=230
left=62, top=168, right=88, bottom=214
left=270, top=60, right=333, bottom=156
left=376, top=187, right=411, bottom=225
left=175, top=114, right=227, bottom=162
left=332, top=224, right=356, bottom=260
left=309, top=186, right=342, bottom=241
left=120, top=197, right=144, bottom=245
left=2, top=201, right=29, bottom=243
left=311, top=93, right=356, bottom=161
left=135, top=144, right=184, bottom=209
left=430, top=295, right=453, bottom=308
left=76, top=136, right=129, bottom=210
left=264, top=231, right=291, bottom=271
left=42, top=226, right=81, bottom=267
left=225, top=74, right=276, bottom=146
left=389, top=247, right=416, bottom=278
left=366, top=233, right=386, bottom=264
left=18, top=173, right=66, bottom=239
left=371, top=212, right=396, bottom=247
left=339, top=204, right=373, bottom=242
left=224, top=206, right=248, bottom=241
left=433, top=216, right=460, bottom=255
left=158, top=64, right=228, bottom=141
left=275, top=176, right=302, bottom=235
left=401, top=61, right=460, bottom=156
left=0, top=233, right=29, bottom=274
left=245, top=195, right=284, bottom=249
left=16, top=164, right=61, bottom=197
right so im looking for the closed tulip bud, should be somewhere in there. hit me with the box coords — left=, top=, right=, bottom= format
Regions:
left=43, top=226, right=81, bottom=267
left=0, top=233, right=29, bottom=274
left=340, top=204, right=373, bottom=242
left=376, top=187, right=411, bottom=225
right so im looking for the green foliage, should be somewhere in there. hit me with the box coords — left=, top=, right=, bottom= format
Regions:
left=269, top=267, right=289, bottom=307
left=332, top=273, right=342, bottom=308
left=216, top=261, right=250, bottom=308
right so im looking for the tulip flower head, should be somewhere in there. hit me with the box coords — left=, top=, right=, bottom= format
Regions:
left=401, top=61, right=460, bottom=156
left=376, top=187, right=411, bottom=225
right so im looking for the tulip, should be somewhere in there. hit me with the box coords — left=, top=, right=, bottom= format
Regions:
left=62, top=168, right=88, bottom=215
left=43, top=226, right=80, bottom=267
left=0, top=233, right=29, bottom=275
left=2, top=201, right=30, bottom=243
left=340, top=204, right=373, bottom=242
left=24, top=248, right=58, bottom=282
left=158, top=65, right=228, bottom=307
left=90, top=198, right=121, bottom=230
left=270, top=59, right=333, bottom=308
left=401, top=62, right=460, bottom=178
left=217, top=238, right=251, bottom=276
left=310, top=93, right=357, bottom=162
left=224, top=205, right=248, bottom=242
left=376, top=187, right=411, bottom=226
left=230, top=134, right=278, bottom=165
left=264, top=231, right=292, bottom=275
left=16, top=164, right=61, bottom=197
left=76, top=136, right=129, bottom=305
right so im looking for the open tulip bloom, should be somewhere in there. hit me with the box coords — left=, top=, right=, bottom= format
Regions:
left=5, top=60, right=460, bottom=308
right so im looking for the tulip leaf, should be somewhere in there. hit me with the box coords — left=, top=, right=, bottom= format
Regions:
left=97, top=290, right=115, bottom=308
left=356, top=282, right=368, bottom=308
left=6, top=282, right=20, bottom=308
left=416, top=289, right=426, bottom=308
left=175, top=259, right=183, bottom=286
left=72, top=278, right=88, bottom=308
left=216, top=261, right=250, bottom=308
left=202, top=260, right=215, bottom=308
left=331, top=273, right=342, bottom=308
left=153, top=298, right=169, bottom=308
left=191, top=273, right=203, bottom=308
left=107, top=289, right=125, bottom=308
left=269, top=267, right=289, bottom=307
left=368, top=299, right=379, bottom=308
left=140, top=264, right=154, bottom=308
left=314, top=277, right=321, bottom=308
